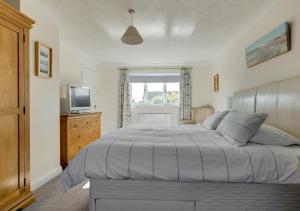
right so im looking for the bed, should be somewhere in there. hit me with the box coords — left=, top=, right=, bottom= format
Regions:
left=61, top=76, right=300, bottom=211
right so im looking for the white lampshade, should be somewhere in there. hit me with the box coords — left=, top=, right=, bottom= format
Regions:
left=121, top=25, right=143, bottom=45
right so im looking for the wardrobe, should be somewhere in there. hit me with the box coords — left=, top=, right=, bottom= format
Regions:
left=0, top=2, right=35, bottom=210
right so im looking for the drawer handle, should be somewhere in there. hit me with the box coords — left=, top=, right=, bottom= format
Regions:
left=78, top=146, right=81, bottom=150
left=78, top=135, right=81, bottom=138
left=74, top=125, right=78, bottom=128
left=86, top=122, right=89, bottom=125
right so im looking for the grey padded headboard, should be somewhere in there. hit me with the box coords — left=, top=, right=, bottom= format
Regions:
left=232, top=76, right=300, bottom=139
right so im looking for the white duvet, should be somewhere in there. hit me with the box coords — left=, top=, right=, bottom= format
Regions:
left=61, top=125, right=300, bottom=190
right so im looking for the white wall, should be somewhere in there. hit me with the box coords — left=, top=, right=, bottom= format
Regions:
left=21, top=0, right=61, bottom=190
left=96, top=64, right=120, bottom=134
left=21, top=0, right=101, bottom=190
left=212, top=0, right=300, bottom=111
left=191, top=63, right=212, bottom=107
left=59, top=41, right=96, bottom=87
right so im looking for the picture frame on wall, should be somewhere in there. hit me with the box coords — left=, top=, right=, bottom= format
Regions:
left=35, top=41, right=52, bottom=78
left=213, top=74, right=219, bottom=92
left=245, top=22, right=291, bottom=68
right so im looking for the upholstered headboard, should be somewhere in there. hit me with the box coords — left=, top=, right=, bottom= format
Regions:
left=232, top=76, right=300, bottom=139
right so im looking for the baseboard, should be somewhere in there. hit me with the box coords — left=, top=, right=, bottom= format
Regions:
left=31, top=166, right=62, bottom=191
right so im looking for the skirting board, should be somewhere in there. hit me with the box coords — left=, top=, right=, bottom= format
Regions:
left=31, top=166, right=62, bottom=191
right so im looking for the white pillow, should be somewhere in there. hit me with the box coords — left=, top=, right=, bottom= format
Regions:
left=216, top=111, right=268, bottom=146
left=250, top=125, right=300, bottom=146
left=202, top=111, right=229, bottom=130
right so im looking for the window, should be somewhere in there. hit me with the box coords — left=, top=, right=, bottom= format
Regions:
left=131, top=82, right=180, bottom=105
left=147, top=83, right=164, bottom=104
left=166, top=83, right=179, bottom=103
left=131, top=83, right=144, bottom=104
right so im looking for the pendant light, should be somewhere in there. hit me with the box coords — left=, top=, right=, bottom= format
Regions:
left=121, top=9, right=143, bottom=45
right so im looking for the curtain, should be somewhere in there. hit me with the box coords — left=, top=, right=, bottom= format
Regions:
left=179, top=68, right=192, bottom=121
left=118, top=69, right=132, bottom=128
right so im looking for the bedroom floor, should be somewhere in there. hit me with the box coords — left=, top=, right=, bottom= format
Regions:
left=24, top=176, right=89, bottom=211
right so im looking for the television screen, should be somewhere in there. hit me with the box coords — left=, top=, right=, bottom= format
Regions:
left=69, top=86, right=91, bottom=109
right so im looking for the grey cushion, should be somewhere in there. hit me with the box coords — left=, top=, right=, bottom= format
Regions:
left=202, top=111, right=229, bottom=130
left=250, top=124, right=300, bottom=146
left=216, top=111, right=268, bottom=146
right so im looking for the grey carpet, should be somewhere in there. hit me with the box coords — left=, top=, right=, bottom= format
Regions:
left=24, top=176, right=89, bottom=211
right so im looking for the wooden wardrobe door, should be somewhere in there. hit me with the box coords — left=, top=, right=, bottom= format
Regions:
left=0, top=17, right=25, bottom=206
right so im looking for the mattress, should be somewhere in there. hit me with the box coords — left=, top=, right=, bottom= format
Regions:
left=61, top=124, right=300, bottom=191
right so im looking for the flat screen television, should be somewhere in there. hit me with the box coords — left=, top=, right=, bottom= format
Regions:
left=68, top=85, right=91, bottom=112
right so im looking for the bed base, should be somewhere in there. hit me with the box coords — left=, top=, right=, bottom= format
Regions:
left=89, top=179, right=300, bottom=211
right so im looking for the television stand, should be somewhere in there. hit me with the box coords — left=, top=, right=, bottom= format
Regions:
left=60, top=112, right=102, bottom=168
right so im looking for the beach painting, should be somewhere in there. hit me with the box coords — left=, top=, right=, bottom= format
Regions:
left=245, top=22, right=291, bottom=68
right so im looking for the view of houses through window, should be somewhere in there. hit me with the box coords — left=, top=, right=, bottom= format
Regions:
left=131, top=82, right=180, bottom=105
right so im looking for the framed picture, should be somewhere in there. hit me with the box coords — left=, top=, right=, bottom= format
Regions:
left=213, top=74, right=219, bottom=92
left=35, top=42, right=52, bottom=78
left=245, top=22, right=291, bottom=67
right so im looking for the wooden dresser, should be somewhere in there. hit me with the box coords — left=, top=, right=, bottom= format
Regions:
left=60, top=112, right=102, bottom=168
left=0, top=2, right=35, bottom=210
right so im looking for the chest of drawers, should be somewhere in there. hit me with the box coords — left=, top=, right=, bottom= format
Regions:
left=60, top=112, right=102, bottom=168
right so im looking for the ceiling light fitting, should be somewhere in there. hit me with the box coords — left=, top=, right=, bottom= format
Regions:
left=121, top=9, right=143, bottom=45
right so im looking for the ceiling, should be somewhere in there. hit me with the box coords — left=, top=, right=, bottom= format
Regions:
left=36, top=0, right=277, bottom=65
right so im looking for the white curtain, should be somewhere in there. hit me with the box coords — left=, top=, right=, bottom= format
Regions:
left=179, top=68, right=192, bottom=121
left=118, top=69, right=132, bottom=128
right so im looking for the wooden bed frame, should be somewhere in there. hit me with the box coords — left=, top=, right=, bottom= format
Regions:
left=89, top=76, right=300, bottom=211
